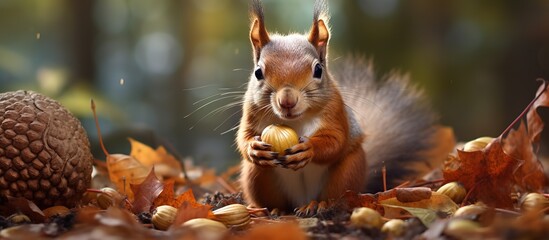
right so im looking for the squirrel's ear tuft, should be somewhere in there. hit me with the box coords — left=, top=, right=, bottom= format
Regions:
left=308, top=0, right=330, bottom=62
left=250, top=0, right=270, bottom=62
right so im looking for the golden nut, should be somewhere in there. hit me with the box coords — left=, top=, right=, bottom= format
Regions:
left=381, top=219, right=405, bottom=236
left=182, top=218, right=228, bottom=232
left=7, top=214, right=31, bottom=225
left=261, top=124, right=299, bottom=154
left=212, top=204, right=251, bottom=228
left=152, top=205, right=178, bottom=230
left=350, top=207, right=383, bottom=229
left=520, top=193, right=549, bottom=213
left=462, top=137, right=493, bottom=152
left=97, top=187, right=121, bottom=210
left=454, top=204, right=487, bottom=218
left=444, top=219, right=481, bottom=238
left=437, top=182, right=467, bottom=204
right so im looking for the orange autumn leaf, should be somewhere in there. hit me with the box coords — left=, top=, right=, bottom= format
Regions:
left=443, top=80, right=548, bottom=208
left=129, top=138, right=161, bottom=166
left=128, top=138, right=182, bottom=178
left=171, top=201, right=213, bottom=228
left=106, top=153, right=150, bottom=201
left=228, top=222, right=307, bottom=240
left=152, top=180, right=199, bottom=209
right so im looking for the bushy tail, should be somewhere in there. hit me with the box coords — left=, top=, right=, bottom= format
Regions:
left=332, top=57, right=451, bottom=192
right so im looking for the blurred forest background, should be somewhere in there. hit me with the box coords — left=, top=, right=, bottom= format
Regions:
left=1, top=0, right=549, bottom=170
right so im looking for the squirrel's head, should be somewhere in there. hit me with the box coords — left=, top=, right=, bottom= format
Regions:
left=247, top=0, right=332, bottom=121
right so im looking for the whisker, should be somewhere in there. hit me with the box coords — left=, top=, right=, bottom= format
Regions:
left=181, top=84, right=219, bottom=91
left=220, top=124, right=241, bottom=135
left=188, top=100, right=243, bottom=130
left=214, top=108, right=243, bottom=131
left=186, top=95, right=242, bottom=118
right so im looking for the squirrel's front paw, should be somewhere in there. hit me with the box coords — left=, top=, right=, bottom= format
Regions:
left=247, top=136, right=279, bottom=167
left=279, top=136, right=313, bottom=170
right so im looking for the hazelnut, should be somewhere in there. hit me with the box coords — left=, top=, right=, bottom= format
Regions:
left=182, top=218, right=227, bottom=231
left=261, top=124, right=299, bottom=154
left=212, top=204, right=251, bottom=228
left=152, top=205, right=178, bottom=230
left=437, top=182, right=467, bottom=204
left=350, top=207, right=383, bottom=229
left=0, top=91, right=93, bottom=208
left=520, top=193, right=549, bottom=213
left=462, top=137, right=493, bottom=152
left=381, top=219, right=405, bottom=236
left=454, top=204, right=487, bottom=218
left=444, top=219, right=481, bottom=238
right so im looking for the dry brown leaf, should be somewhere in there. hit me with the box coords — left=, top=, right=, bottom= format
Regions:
left=0, top=196, right=45, bottom=223
left=443, top=80, right=548, bottom=208
left=129, top=167, right=164, bottom=213
left=380, top=192, right=458, bottom=226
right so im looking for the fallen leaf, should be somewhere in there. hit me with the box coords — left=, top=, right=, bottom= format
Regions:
left=227, top=222, right=308, bottom=240
left=130, top=167, right=164, bottom=213
left=377, top=187, right=432, bottom=203
left=380, top=192, right=458, bottom=226
left=106, top=153, right=150, bottom=201
left=152, top=180, right=197, bottom=209
left=129, top=138, right=161, bottom=166
left=0, top=196, right=45, bottom=223
left=129, top=138, right=182, bottom=178
left=443, top=80, right=548, bottom=208
left=171, top=201, right=213, bottom=228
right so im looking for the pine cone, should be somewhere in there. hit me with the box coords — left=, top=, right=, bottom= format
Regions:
left=0, top=90, right=93, bottom=208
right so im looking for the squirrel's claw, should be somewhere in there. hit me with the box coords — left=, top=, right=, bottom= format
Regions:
left=248, top=137, right=278, bottom=167
left=294, top=200, right=330, bottom=218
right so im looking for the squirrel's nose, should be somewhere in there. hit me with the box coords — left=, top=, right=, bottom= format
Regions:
left=279, top=97, right=297, bottom=109
left=277, top=88, right=298, bottom=110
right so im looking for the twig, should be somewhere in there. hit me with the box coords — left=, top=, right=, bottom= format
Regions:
left=493, top=208, right=521, bottom=216
left=461, top=180, right=481, bottom=207
left=382, top=165, right=387, bottom=192
left=500, top=79, right=548, bottom=138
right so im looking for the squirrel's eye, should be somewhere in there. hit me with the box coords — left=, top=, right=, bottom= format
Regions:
left=254, top=67, right=264, bottom=80
left=313, top=63, right=323, bottom=79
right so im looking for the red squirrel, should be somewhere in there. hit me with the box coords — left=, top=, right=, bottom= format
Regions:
left=238, top=0, right=449, bottom=214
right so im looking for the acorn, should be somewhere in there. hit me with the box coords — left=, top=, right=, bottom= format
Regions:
left=182, top=218, right=228, bottom=231
left=520, top=193, right=549, bottom=213
left=0, top=90, right=93, bottom=208
left=462, top=137, right=493, bottom=152
left=152, top=205, right=178, bottom=230
left=454, top=204, right=487, bottom=218
left=96, top=187, right=123, bottom=209
left=212, top=204, right=251, bottom=228
left=350, top=207, right=383, bottom=229
left=444, top=219, right=482, bottom=238
left=381, top=219, right=405, bottom=236
left=261, top=124, right=299, bottom=155
left=437, top=182, right=467, bottom=204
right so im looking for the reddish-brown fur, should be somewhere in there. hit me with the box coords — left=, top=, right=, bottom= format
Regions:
left=238, top=0, right=446, bottom=212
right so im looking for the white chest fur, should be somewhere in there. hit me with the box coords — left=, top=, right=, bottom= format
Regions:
left=272, top=115, right=329, bottom=206
left=274, top=163, right=329, bottom=207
